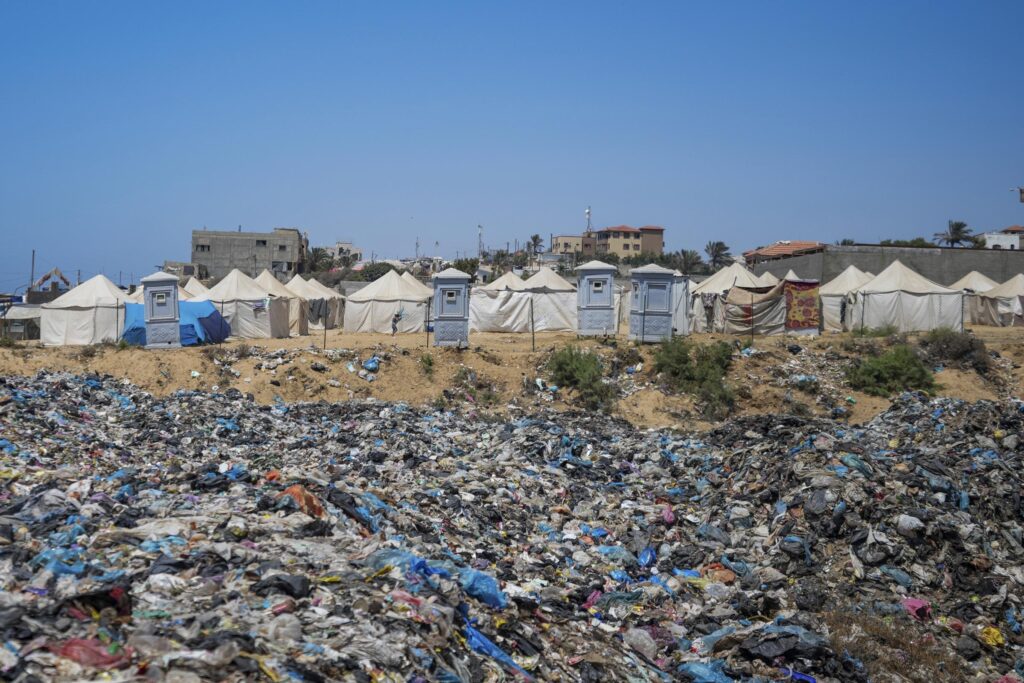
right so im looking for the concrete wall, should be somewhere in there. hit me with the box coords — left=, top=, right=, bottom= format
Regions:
left=192, top=229, right=307, bottom=280
left=752, top=245, right=1024, bottom=286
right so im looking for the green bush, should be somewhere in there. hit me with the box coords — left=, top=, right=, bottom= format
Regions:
left=846, top=345, right=935, bottom=396
left=920, top=327, right=990, bottom=374
left=0, top=337, right=16, bottom=349
left=653, top=339, right=735, bottom=418
left=546, top=346, right=615, bottom=410
left=419, top=353, right=435, bottom=377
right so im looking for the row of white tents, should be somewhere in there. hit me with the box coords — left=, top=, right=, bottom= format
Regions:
left=36, top=270, right=345, bottom=346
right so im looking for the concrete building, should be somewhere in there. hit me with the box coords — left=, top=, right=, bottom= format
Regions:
left=551, top=231, right=597, bottom=257
left=982, top=226, right=1024, bottom=250
left=596, top=226, right=665, bottom=258
left=162, top=260, right=205, bottom=281
left=333, top=241, right=364, bottom=262
left=191, top=228, right=308, bottom=281
left=750, top=243, right=1024, bottom=286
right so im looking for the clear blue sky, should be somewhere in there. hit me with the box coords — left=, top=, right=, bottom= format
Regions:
left=1, top=1, right=1022, bottom=289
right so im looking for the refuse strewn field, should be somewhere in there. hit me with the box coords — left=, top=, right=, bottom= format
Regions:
left=2, top=326, right=1024, bottom=429
left=1, top=364, right=1023, bottom=682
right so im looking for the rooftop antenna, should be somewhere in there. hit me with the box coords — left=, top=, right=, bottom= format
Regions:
left=415, top=236, right=420, bottom=260
left=585, top=206, right=592, bottom=231
left=478, top=225, right=483, bottom=261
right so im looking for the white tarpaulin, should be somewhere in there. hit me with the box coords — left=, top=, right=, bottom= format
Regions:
left=820, top=265, right=873, bottom=332
left=724, top=284, right=787, bottom=335
left=287, top=276, right=343, bottom=329
left=949, top=271, right=997, bottom=293
left=343, top=270, right=429, bottom=333
left=689, top=263, right=761, bottom=332
left=401, top=271, right=434, bottom=298
left=182, top=277, right=209, bottom=297
left=40, top=275, right=130, bottom=346
left=470, top=267, right=577, bottom=332
left=480, top=271, right=528, bottom=291
left=848, top=260, right=963, bottom=333
left=191, top=269, right=289, bottom=339
left=756, top=271, right=780, bottom=286
left=256, top=270, right=309, bottom=336
left=968, top=274, right=1024, bottom=326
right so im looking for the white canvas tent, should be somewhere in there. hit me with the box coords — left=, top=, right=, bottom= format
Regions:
left=756, top=271, right=780, bottom=286
left=343, top=270, right=429, bottom=333
left=191, top=269, right=289, bottom=339
left=183, top=277, right=209, bottom=298
left=848, top=260, right=963, bottom=332
left=479, top=271, right=527, bottom=291
left=470, top=267, right=577, bottom=333
left=968, top=274, right=1024, bottom=326
left=783, top=269, right=802, bottom=281
left=401, top=271, right=434, bottom=298
left=40, top=275, right=130, bottom=346
left=255, top=270, right=309, bottom=336
left=292, top=277, right=344, bottom=329
left=820, top=265, right=874, bottom=332
left=949, top=271, right=998, bottom=293
left=690, top=263, right=762, bottom=332
left=285, top=276, right=339, bottom=330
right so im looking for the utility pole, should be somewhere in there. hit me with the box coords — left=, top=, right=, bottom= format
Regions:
left=415, top=236, right=420, bottom=260
left=477, top=225, right=483, bottom=262
left=29, top=249, right=35, bottom=294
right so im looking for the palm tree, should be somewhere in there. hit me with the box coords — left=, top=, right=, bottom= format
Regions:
left=310, top=247, right=334, bottom=272
left=678, top=249, right=704, bottom=274
left=704, top=241, right=732, bottom=270
left=933, top=220, right=972, bottom=247
left=528, top=234, right=544, bottom=254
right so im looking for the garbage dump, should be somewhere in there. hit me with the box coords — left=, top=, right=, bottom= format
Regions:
left=1, top=371, right=1022, bottom=681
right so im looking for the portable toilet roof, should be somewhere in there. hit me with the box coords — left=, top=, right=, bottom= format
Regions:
left=183, top=277, right=210, bottom=297
left=692, top=262, right=761, bottom=294
left=855, top=260, right=958, bottom=294
left=575, top=260, right=618, bottom=272
left=819, top=265, right=873, bottom=296
left=630, top=263, right=676, bottom=276
left=42, top=274, right=130, bottom=309
left=949, top=270, right=998, bottom=292
left=523, top=267, right=575, bottom=291
left=403, top=271, right=435, bottom=296
left=432, top=267, right=471, bottom=280
left=980, top=273, right=1024, bottom=299
left=256, top=270, right=306, bottom=299
left=480, top=271, right=527, bottom=291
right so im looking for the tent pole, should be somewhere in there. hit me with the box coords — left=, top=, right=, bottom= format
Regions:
left=426, top=299, right=431, bottom=348
left=750, top=290, right=754, bottom=348
left=530, top=297, right=535, bottom=352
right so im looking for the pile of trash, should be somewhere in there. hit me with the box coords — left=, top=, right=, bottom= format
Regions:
left=1, top=371, right=1023, bottom=682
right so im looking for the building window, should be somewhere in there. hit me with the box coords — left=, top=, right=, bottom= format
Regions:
left=592, top=280, right=604, bottom=293
left=195, top=244, right=210, bottom=253
left=278, top=244, right=287, bottom=251
left=623, top=244, right=630, bottom=250
left=1012, top=245, right=1017, bottom=250
left=255, top=240, right=267, bottom=247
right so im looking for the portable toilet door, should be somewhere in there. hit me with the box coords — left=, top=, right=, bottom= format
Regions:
left=672, top=271, right=691, bottom=336
left=575, top=260, right=617, bottom=336
left=140, top=271, right=181, bottom=348
left=432, top=267, right=471, bottom=347
left=629, top=264, right=675, bottom=342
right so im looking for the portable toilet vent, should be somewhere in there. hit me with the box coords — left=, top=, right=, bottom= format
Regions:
left=431, top=267, right=471, bottom=347
left=140, top=271, right=181, bottom=348
left=575, top=260, right=617, bottom=336
left=629, top=263, right=675, bottom=342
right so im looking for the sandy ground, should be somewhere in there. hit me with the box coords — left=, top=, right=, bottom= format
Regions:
left=1, top=326, right=1020, bottom=430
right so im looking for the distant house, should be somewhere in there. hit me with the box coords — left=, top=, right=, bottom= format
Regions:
left=192, top=227, right=309, bottom=280
left=982, top=226, right=1024, bottom=250
left=743, top=241, right=826, bottom=266
left=595, top=225, right=665, bottom=258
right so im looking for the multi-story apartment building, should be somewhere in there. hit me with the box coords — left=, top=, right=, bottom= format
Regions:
left=191, top=227, right=308, bottom=280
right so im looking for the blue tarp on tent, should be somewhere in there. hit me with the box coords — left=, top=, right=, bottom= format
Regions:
left=122, top=301, right=230, bottom=346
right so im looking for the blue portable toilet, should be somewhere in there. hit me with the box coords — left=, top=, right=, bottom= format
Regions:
left=140, top=271, right=181, bottom=348
left=575, top=260, right=618, bottom=336
left=431, top=267, right=471, bottom=347
left=629, top=263, right=675, bottom=343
